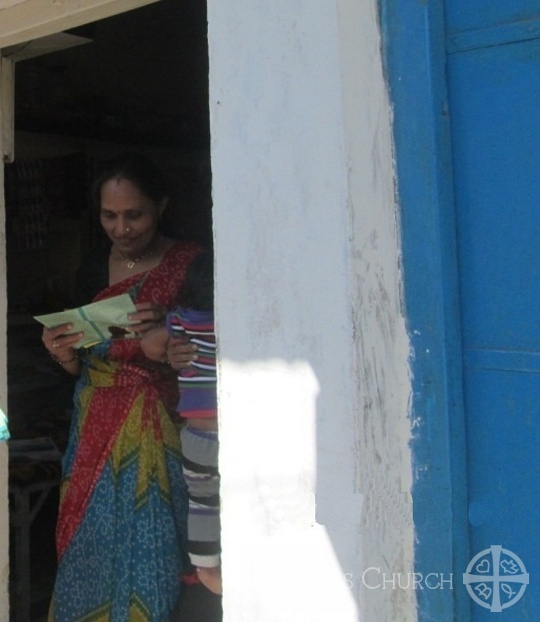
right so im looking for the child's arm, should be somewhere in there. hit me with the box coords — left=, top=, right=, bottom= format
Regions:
left=140, top=324, right=169, bottom=362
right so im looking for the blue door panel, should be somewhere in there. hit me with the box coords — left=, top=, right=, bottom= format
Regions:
left=448, top=39, right=540, bottom=350
left=446, top=14, right=540, bottom=622
left=464, top=366, right=540, bottom=544
left=463, top=368, right=539, bottom=622
left=445, top=1, right=540, bottom=35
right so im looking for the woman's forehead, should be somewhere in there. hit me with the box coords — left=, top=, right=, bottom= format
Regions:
left=101, top=177, right=152, bottom=204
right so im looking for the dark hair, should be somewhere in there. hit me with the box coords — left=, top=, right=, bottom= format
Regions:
left=91, top=154, right=169, bottom=208
left=181, top=251, right=214, bottom=311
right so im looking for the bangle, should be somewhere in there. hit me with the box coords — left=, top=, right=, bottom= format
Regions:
left=50, top=351, right=79, bottom=367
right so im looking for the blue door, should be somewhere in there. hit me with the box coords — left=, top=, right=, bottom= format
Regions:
left=445, top=1, right=540, bottom=618
left=380, top=0, right=540, bottom=618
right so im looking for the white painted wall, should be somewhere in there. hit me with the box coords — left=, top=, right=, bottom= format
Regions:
left=208, top=1, right=414, bottom=621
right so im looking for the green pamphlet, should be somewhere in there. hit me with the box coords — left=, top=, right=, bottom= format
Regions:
left=34, top=293, right=139, bottom=348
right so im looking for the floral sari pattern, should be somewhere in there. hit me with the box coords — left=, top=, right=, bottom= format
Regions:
left=48, top=242, right=201, bottom=622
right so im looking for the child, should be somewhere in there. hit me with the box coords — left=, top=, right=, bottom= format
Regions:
left=141, top=251, right=221, bottom=595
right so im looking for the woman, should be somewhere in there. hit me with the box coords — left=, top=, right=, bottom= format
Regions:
left=42, top=154, right=201, bottom=621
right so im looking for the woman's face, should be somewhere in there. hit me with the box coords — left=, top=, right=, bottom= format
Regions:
left=99, top=177, right=165, bottom=256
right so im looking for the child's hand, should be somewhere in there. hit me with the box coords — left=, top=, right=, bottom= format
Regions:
left=167, top=336, right=198, bottom=370
left=196, top=567, right=222, bottom=595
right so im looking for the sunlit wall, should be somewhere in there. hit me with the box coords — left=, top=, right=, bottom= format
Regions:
left=208, top=1, right=415, bottom=620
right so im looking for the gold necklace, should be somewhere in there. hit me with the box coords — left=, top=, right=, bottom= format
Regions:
left=118, top=246, right=156, bottom=269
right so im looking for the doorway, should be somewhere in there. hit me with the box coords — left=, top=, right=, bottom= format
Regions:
left=4, top=1, right=212, bottom=619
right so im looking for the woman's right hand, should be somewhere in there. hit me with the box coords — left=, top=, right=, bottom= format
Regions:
left=42, top=323, right=83, bottom=363
left=167, top=336, right=198, bottom=370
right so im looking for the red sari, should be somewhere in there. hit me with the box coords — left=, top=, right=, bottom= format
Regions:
left=49, top=241, right=201, bottom=622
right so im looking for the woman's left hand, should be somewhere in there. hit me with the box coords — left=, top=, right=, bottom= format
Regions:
left=128, top=302, right=167, bottom=335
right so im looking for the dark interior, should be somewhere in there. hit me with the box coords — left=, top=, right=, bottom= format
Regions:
left=6, top=1, right=212, bottom=619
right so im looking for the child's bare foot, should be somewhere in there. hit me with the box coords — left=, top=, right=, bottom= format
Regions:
left=196, top=566, right=222, bottom=595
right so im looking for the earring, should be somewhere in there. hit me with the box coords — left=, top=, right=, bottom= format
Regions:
left=125, top=227, right=132, bottom=233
